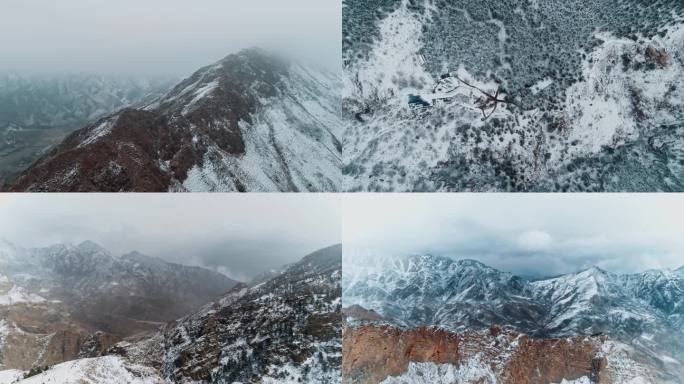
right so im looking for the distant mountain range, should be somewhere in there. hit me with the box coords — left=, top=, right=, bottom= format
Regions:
left=0, top=239, right=236, bottom=372
left=0, top=73, right=175, bottom=186
left=0, top=242, right=341, bottom=384
left=343, top=253, right=684, bottom=383
left=5, top=48, right=343, bottom=192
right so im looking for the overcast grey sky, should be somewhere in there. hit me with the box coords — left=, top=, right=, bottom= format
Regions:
left=344, top=194, right=684, bottom=276
left=0, top=0, right=340, bottom=75
left=0, top=194, right=341, bottom=281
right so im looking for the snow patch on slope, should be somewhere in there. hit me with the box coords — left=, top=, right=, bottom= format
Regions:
left=0, top=319, right=9, bottom=352
left=0, top=286, right=46, bottom=306
left=77, top=116, right=119, bottom=148
left=3, top=356, right=162, bottom=384
left=552, top=377, right=591, bottom=384
left=347, top=0, right=434, bottom=104
left=182, top=80, right=219, bottom=115
left=261, top=341, right=341, bottom=384
left=379, top=358, right=497, bottom=384
left=0, top=369, right=22, bottom=384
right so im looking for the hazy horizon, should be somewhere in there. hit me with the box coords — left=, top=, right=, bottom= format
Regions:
left=344, top=194, right=684, bottom=276
left=0, top=194, right=341, bottom=281
left=0, top=0, right=341, bottom=76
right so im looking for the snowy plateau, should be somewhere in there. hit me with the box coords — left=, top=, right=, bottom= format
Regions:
left=343, top=0, right=684, bottom=191
left=342, top=253, right=684, bottom=383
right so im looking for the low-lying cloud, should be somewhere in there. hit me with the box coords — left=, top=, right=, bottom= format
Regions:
left=0, top=0, right=341, bottom=75
left=344, top=194, right=684, bottom=276
left=0, top=194, right=341, bottom=281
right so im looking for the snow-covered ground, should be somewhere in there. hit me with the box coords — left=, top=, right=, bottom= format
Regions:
left=552, top=377, right=591, bottom=384
left=0, top=356, right=162, bottom=384
left=379, top=359, right=497, bottom=384
left=0, top=370, right=22, bottom=384
left=558, top=25, right=684, bottom=164
left=343, top=0, right=684, bottom=191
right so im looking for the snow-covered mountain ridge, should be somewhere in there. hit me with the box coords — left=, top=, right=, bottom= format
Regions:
left=0, top=240, right=237, bottom=338
left=119, top=244, right=342, bottom=384
left=0, top=74, right=175, bottom=187
left=0, top=73, right=174, bottom=131
left=7, top=48, right=343, bottom=192
left=343, top=253, right=684, bottom=381
left=0, top=244, right=343, bottom=384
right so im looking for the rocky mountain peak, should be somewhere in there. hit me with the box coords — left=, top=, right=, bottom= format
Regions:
left=579, top=265, right=609, bottom=277
left=7, top=47, right=342, bottom=192
left=76, top=240, right=109, bottom=255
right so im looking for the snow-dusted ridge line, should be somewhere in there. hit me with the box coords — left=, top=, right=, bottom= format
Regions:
left=7, top=48, right=342, bottom=192
left=0, top=356, right=162, bottom=384
left=343, top=252, right=684, bottom=380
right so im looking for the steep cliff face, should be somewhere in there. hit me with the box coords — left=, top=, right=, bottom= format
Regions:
left=7, top=49, right=342, bottom=192
left=342, top=323, right=657, bottom=384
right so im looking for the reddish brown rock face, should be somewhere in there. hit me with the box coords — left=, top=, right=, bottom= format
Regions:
left=343, top=324, right=608, bottom=384
left=7, top=109, right=179, bottom=192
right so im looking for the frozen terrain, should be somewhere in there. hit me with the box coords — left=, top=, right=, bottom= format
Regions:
left=343, top=253, right=684, bottom=382
left=7, top=49, right=343, bottom=192
left=343, top=0, right=684, bottom=191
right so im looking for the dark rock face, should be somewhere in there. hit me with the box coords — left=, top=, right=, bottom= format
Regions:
left=7, top=49, right=342, bottom=192
left=122, top=245, right=342, bottom=384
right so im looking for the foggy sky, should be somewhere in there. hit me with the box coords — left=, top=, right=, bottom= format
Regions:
left=0, top=194, right=341, bottom=281
left=344, top=194, right=684, bottom=277
left=0, top=0, right=341, bottom=75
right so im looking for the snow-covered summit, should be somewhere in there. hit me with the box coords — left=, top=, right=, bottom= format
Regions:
left=119, top=244, right=342, bottom=384
left=344, top=253, right=683, bottom=366
left=8, top=48, right=342, bottom=192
